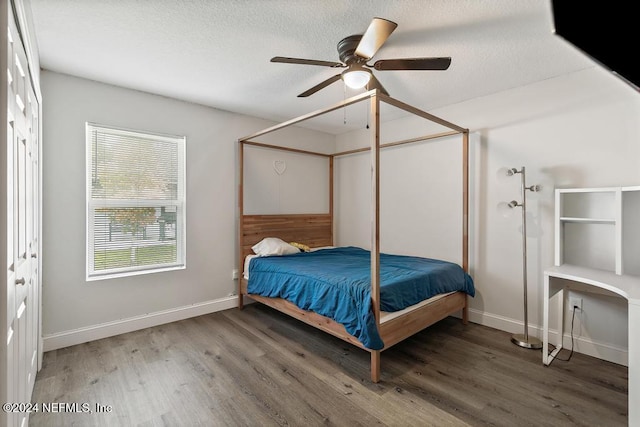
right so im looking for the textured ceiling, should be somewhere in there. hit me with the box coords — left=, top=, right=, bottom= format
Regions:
left=29, top=0, right=595, bottom=134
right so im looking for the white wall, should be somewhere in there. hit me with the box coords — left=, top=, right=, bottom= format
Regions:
left=335, top=66, right=639, bottom=365
left=41, top=71, right=333, bottom=349
left=243, top=147, right=330, bottom=215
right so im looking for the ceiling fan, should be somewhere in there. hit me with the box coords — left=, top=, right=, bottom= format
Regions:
left=271, top=17, right=451, bottom=98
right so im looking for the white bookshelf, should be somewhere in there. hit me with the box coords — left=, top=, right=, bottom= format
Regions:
left=555, top=186, right=640, bottom=276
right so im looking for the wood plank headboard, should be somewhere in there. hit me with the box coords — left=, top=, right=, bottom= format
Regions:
left=240, top=214, right=333, bottom=261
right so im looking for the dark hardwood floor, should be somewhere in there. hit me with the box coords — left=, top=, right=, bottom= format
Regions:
left=30, top=303, right=628, bottom=426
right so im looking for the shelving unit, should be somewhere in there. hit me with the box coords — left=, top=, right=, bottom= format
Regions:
left=546, top=185, right=640, bottom=426
left=555, top=186, right=640, bottom=276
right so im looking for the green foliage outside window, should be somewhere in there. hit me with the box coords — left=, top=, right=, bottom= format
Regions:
left=98, top=207, right=157, bottom=236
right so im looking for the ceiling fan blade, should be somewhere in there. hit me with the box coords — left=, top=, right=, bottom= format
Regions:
left=366, top=74, right=389, bottom=96
left=355, top=17, right=398, bottom=60
left=271, top=56, right=345, bottom=68
left=298, top=74, right=342, bottom=97
left=373, top=57, right=452, bottom=71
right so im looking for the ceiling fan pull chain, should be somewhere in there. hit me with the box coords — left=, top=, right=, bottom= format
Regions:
left=366, top=101, right=369, bottom=129
left=343, top=85, right=347, bottom=124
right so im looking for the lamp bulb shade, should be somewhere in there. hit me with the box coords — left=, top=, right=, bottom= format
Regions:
left=497, top=200, right=520, bottom=218
left=342, top=69, right=371, bottom=89
left=496, top=167, right=517, bottom=182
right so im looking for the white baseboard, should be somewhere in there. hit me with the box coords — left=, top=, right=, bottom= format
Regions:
left=466, top=308, right=628, bottom=367
left=43, top=296, right=240, bottom=352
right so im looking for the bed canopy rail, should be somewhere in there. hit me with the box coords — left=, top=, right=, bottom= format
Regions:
left=240, top=129, right=461, bottom=157
left=332, top=130, right=460, bottom=157
left=237, top=89, right=470, bottom=382
left=238, top=90, right=466, bottom=143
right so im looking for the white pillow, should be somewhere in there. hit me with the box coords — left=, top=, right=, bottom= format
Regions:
left=252, top=237, right=300, bottom=256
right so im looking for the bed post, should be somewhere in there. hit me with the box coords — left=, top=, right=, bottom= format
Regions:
left=371, top=91, right=381, bottom=382
left=238, top=140, right=245, bottom=309
left=329, top=155, right=334, bottom=246
left=371, top=350, right=381, bottom=383
left=370, top=92, right=381, bottom=325
left=462, top=130, right=469, bottom=323
left=462, top=130, right=469, bottom=272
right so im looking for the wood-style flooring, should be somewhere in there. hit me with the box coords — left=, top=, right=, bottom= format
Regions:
left=30, top=303, right=628, bottom=426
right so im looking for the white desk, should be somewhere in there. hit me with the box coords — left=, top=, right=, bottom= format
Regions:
left=543, top=264, right=639, bottom=426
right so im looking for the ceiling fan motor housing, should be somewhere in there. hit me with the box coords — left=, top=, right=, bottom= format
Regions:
left=337, top=35, right=366, bottom=64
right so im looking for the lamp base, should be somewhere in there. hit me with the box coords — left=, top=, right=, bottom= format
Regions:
left=511, top=333, right=542, bottom=349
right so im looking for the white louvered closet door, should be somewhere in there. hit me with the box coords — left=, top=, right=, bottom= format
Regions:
left=5, top=8, right=40, bottom=427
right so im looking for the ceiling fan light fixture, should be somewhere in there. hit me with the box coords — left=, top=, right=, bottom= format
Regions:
left=342, top=69, right=371, bottom=89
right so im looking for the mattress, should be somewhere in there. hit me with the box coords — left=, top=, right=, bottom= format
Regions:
left=245, top=246, right=475, bottom=350
left=246, top=253, right=454, bottom=321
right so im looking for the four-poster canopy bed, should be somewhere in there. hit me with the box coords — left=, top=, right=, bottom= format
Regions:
left=237, top=89, right=473, bottom=382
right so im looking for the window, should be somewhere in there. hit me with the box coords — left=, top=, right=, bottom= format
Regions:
left=86, top=123, right=186, bottom=280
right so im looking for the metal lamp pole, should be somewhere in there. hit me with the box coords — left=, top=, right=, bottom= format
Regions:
left=507, top=166, right=542, bottom=349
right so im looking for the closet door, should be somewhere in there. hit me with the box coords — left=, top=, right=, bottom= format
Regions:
left=4, top=11, right=40, bottom=427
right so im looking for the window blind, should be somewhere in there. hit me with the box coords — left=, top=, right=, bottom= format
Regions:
left=86, top=123, right=186, bottom=280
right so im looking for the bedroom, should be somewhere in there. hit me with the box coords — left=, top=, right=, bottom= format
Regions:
left=1, top=0, right=638, bottom=426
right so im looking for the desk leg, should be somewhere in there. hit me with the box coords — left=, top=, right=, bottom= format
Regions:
left=543, top=273, right=564, bottom=365
left=629, top=300, right=639, bottom=425
left=543, top=274, right=550, bottom=364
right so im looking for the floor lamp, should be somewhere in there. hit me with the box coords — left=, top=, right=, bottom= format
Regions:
left=498, top=166, right=542, bottom=349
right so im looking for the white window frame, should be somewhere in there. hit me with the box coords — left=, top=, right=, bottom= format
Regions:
left=86, top=123, right=186, bottom=280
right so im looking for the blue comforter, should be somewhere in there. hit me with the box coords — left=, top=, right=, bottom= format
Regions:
left=247, top=246, right=475, bottom=350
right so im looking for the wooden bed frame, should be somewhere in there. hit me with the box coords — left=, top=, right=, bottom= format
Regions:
left=237, top=90, right=470, bottom=382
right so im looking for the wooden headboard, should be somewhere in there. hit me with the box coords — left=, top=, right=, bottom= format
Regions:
left=240, top=214, right=333, bottom=261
